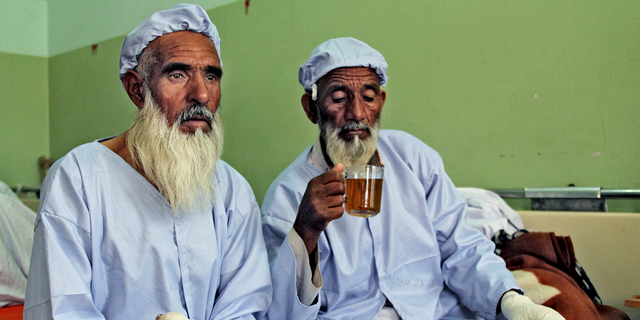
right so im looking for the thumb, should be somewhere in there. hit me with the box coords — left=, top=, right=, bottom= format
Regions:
left=332, top=163, right=345, bottom=173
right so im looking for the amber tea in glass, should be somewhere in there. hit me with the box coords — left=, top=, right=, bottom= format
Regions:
left=344, top=165, right=384, bottom=218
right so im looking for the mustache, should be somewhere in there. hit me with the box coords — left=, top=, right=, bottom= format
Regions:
left=176, top=104, right=215, bottom=125
left=339, top=122, right=372, bottom=133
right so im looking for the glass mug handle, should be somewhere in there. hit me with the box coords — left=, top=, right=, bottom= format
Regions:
left=342, top=172, right=348, bottom=204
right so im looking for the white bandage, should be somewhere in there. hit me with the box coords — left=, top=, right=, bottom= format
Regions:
left=159, top=311, right=190, bottom=320
left=501, top=291, right=566, bottom=320
left=311, top=84, right=318, bottom=101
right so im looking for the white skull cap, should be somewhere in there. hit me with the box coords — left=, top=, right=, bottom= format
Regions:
left=298, top=37, right=388, bottom=91
left=119, top=3, right=221, bottom=83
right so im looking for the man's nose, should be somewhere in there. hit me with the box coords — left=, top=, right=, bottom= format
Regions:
left=344, top=97, right=366, bottom=122
left=187, top=76, right=210, bottom=104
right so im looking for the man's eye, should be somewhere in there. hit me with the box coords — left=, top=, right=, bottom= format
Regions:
left=363, top=89, right=377, bottom=102
left=205, top=74, right=219, bottom=81
left=170, top=73, right=185, bottom=80
left=363, top=96, right=375, bottom=102
left=331, top=93, right=347, bottom=103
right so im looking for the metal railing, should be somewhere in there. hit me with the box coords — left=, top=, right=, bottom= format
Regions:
left=492, top=187, right=640, bottom=199
left=491, top=187, right=640, bottom=211
left=10, top=186, right=41, bottom=198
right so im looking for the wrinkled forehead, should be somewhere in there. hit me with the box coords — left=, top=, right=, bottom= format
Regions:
left=318, top=67, right=380, bottom=88
left=149, top=31, right=220, bottom=63
left=147, top=31, right=221, bottom=72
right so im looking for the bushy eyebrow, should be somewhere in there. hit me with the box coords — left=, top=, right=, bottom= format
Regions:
left=327, top=83, right=379, bottom=94
left=161, top=63, right=223, bottom=79
left=161, top=62, right=191, bottom=75
left=328, top=85, right=347, bottom=93
left=205, top=66, right=223, bottom=79
left=364, top=84, right=380, bottom=93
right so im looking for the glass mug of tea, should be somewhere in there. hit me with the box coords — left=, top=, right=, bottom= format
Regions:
left=343, top=165, right=384, bottom=218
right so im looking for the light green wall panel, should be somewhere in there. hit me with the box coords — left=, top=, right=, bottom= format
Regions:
left=48, top=36, right=136, bottom=160
left=0, top=0, right=48, bottom=57
left=47, top=0, right=242, bottom=56
left=0, top=52, right=49, bottom=188
left=48, top=0, right=640, bottom=212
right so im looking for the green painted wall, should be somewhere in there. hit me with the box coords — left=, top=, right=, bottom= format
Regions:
left=47, top=0, right=640, bottom=212
left=0, top=52, right=49, bottom=188
left=48, top=36, right=134, bottom=160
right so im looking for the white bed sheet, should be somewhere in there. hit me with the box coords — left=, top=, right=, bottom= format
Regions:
left=458, top=187, right=524, bottom=238
left=0, top=181, right=36, bottom=307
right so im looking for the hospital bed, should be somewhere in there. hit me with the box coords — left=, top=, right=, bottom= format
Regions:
left=0, top=157, right=51, bottom=319
left=517, top=210, right=640, bottom=320
left=490, top=187, right=640, bottom=319
left=0, top=181, right=37, bottom=319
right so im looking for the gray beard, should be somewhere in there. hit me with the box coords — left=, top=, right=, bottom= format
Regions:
left=126, top=92, right=224, bottom=214
left=320, top=120, right=379, bottom=167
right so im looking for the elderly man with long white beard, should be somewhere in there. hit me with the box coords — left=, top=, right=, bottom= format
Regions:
left=261, top=37, right=565, bottom=320
left=24, top=4, right=271, bottom=320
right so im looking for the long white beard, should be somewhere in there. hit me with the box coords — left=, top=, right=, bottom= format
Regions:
left=126, top=93, right=224, bottom=213
left=320, top=120, right=379, bottom=167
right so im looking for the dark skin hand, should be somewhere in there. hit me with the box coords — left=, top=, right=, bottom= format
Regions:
left=293, top=163, right=345, bottom=255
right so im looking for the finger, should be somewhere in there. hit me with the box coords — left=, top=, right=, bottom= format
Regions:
left=322, top=179, right=345, bottom=195
left=331, top=163, right=345, bottom=173
left=326, top=205, right=345, bottom=218
left=325, top=194, right=346, bottom=208
left=156, top=315, right=163, bottom=320
left=311, top=171, right=345, bottom=186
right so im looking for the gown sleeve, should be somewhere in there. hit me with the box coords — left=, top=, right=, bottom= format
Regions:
left=260, top=177, right=323, bottom=320
left=423, top=155, right=520, bottom=319
left=24, top=161, right=107, bottom=320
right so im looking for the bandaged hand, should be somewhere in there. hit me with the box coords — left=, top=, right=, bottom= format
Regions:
left=501, top=291, right=565, bottom=320
left=155, top=311, right=190, bottom=320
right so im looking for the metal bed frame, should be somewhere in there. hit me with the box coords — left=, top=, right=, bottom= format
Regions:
left=491, top=187, right=640, bottom=211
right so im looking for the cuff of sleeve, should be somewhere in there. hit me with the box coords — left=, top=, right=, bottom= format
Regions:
left=287, top=228, right=322, bottom=305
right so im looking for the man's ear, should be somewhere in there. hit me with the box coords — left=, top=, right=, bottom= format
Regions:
left=301, top=92, right=318, bottom=124
left=123, top=70, right=145, bottom=108
left=379, top=89, right=387, bottom=109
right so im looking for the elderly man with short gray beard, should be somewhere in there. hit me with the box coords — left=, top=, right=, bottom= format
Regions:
left=24, top=4, right=271, bottom=320
left=261, top=37, right=564, bottom=320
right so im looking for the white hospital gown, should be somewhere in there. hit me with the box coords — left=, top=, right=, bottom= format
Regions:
left=24, top=140, right=272, bottom=320
left=262, top=130, right=520, bottom=319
